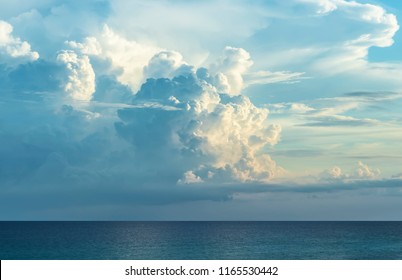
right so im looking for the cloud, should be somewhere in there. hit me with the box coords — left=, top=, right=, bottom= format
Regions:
left=300, top=115, right=379, bottom=127
left=66, top=37, right=102, bottom=56
left=269, top=96, right=383, bottom=127
left=320, top=161, right=381, bottom=181
left=271, top=149, right=322, bottom=158
left=240, top=0, right=400, bottom=89
left=244, top=70, right=306, bottom=86
left=355, top=161, right=381, bottom=179
left=0, top=20, right=39, bottom=63
left=0, top=0, right=53, bottom=18
left=0, top=59, right=62, bottom=93
left=107, top=0, right=270, bottom=61
left=191, top=47, right=256, bottom=96
left=268, top=102, right=315, bottom=114
left=144, top=50, right=193, bottom=79
left=298, top=0, right=338, bottom=15
left=343, top=91, right=401, bottom=100
left=91, top=25, right=161, bottom=91
left=57, top=50, right=96, bottom=102
left=178, top=171, right=203, bottom=184
left=116, top=51, right=283, bottom=183
left=309, top=1, right=399, bottom=74
left=92, top=75, right=133, bottom=103
left=1, top=0, right=402, bottom=220
left=321, top=166, right=343, bottom=179
left=0, top=98, right=97, bottom=186
left=340, top=1, right=398, bottom=47
left=210, top=46, right=253, bottom=95
left=267, top=97, right=384, bottom=128
left=4, top=1, right=111, bottom=62
left=58, top=26, right=174, bottom=93
left=0, top=43, right=283, bottom=201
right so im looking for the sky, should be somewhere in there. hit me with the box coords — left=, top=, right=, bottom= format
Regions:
left=1, top=0, right=402, bottom=220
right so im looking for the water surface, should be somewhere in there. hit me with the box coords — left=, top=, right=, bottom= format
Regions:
left=1, top=221, right=401, bottom=259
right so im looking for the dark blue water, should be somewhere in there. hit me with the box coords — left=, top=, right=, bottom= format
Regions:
left=1, top=222, right=402, bottom=259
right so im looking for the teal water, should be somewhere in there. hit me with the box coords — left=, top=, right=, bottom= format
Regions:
left=1, top=222, right=402, bottom=259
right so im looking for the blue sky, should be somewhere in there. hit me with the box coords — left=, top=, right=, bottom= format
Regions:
left=1, top=0, right=402, bottom=220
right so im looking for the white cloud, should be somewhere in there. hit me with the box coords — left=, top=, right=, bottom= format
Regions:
left=241, top=0, right=401, bottom=87
left=320, top=166, right=344, bottom=181
left=61, top=25, right=162, bottom=92
left=210, top=46, right=253, bottom=95
left=95, top=25, right=161, bottom=91
left=66, top=37, right=102, bottom=56
left=268, top=102, right=315, bottom=114
left=116, top=47, right=283, bottom=183
left=144, top=50, right=193, bottom=79
left=289, top=103, right=315, bottom=113
left=244, top=70, right=306, bottom=86
left=0, top=20, right=39, bottom=63
left=328, top=166, right=342, bottom=178
left=355, top=161, right=381, bottom=179
left=188, top=94, right=283, bottom=182
left=313, top=1, right=399, bottom=74
left=57, top=50, right=96, bottom=102
left=177, top=171, right=203, bottom=184
left=269, top=98, right=381, bottom=127
left=296, top=0, right=338, bottom=15
left=339, top=1, right=398, bottom=46
left=321, top=161, right=381, bottom=181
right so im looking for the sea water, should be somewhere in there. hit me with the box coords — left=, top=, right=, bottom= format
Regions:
left=1, top=221, right=402, bottom=259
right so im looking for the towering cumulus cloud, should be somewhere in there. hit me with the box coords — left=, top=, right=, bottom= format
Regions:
left=116, top=49, right=282, bottom=184
left=210, top=47, right=253, bottom=95
left=57, top=50, right=96, bottom=102
left=144, top=50, right=192, bottom=79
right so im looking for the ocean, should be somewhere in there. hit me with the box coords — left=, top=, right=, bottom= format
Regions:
left=1, top=221, right=402, bottom=259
